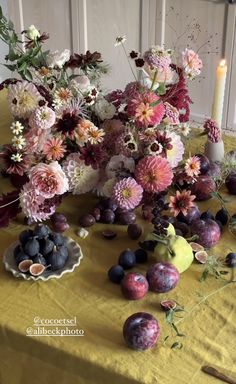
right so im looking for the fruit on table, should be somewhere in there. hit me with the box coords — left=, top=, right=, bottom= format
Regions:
left=195, top=154, right=210, bottom=175
left=177, top=206, right=201, bottom=225
left=145, top=223, right=175, bottom=243
left=123, top=312, right=160, bottom=351
left=134, top=248, right=148, bottom=263
left=108, top=265, right=125, bottom=284
left=39, top=238, right=54, bottom=256
left=102, top=230, right=117, bottom=240
left=32, top=253, right=47, bottom=266
left=79, top=213, right=96, bottom=227
left=100, top=209, right=115, bottom=224
left=225, top=172, right=236, bottom=195
left=191, top=219, right=221, bottom=248
left=127, top=223, right=143, bottom=239
left=19, top=229, right=33, bottom=246
left=173, top=221, right=189, bottom=237
left=47, top=245, right=68, bottom=271
left=200, top=210, right=214, bottom=221
left=121, top=273, right=149, bottom=300
left=189, top=242, right=204, bottom=253
left=51, top=213, right=67, bottom=223
left=33, top=224, right=50, bottom=239
left=146, top=262, right=180, bottom=293
left=160, top=300, right=177, bottom=311
left=49, top=232, right=66, bottom=246
left=118, top=249, right=136, bottom=269
left=116, top=209, right=136, bottom=225
left=215, top=208, right=229, bottom=226
left=154, top=235, right=194, bottom=273
left=29, top=263, right=46, bottom=276
left=23, top=237, right=40, bottom=257
left=52, top=221, right=70, bottom=233
left=191, top=175, right=216, bottom=201
left=18, top=259, right=33, bottom=273
left=194, top=250, right=208, bottom=264
left=225, top=252, right=236, bottom=267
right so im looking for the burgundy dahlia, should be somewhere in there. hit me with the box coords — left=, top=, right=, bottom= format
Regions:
left=56, top=111, right=80, bottom=137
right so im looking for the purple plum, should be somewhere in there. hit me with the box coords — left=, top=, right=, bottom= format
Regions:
left=191, top=175, right=216, bottom=201
left=146, top=262, right=180, bottom=293
left=123, top=312, right=160, bottom=351
left=177, top=206, right=201, bottom=224
left=191, top=219, right=221, bottom=248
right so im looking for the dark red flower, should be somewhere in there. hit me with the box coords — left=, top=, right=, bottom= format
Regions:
left=56, top=112, right=80, bottom=138
left=79, top=143, right=105, bottom=169
left=0, top=145, right=30, bottom=176
left=65, top=50, right=102, bottom=69
left=135, top=58, right=145, bottom=68
left=155, top=132, right=173, bottom=154
left=130, top=50, right=139, bottom=59
left=163, top=66, right=192, bottom=122
left=23, top=31, right=49, bottom=49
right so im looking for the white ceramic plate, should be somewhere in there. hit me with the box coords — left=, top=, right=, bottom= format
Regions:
left=3, top=237, right=83, bottom=281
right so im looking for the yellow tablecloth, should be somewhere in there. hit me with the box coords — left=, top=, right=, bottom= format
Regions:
left=0, top=89, right=236, bottom=384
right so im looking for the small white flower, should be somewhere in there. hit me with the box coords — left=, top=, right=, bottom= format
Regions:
left=177, top=123, right=191, bottom=137
left=10, top=121, right=24, bottom=135
left=11, top=153, right=23, bottom=162
left=46, top=49, right=70, bottom=68
left=27, top=25, right=40, bottom=40
left=115, top=36, right=126, bottom=47
left=87, top=126, right=105, bottom=145
left=12, top=135, right=26, bottom=149
left=94, top=97, right=116, bottom=120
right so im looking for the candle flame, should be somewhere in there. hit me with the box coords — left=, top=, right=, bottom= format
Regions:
left=220, top=59, right=226, bottom=67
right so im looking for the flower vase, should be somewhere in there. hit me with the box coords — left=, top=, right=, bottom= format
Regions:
left=204, top=139, right=224, bottom=163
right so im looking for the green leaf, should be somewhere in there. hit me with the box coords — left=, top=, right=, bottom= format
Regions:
left=200, top=268, right=209, bottom=282
left=171, top=323, right=185, bottom=337
left=4, top=63, right=16, bottom=71
left=157, top=82, right=166, bottom=95
left=166, top=309, right=174, bottom=324
left=0, top=6, right=3, bottom=19
left=164, top=335, right=169, bottom=342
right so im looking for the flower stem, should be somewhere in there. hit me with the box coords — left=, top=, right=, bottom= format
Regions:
left=121, top=43, right=138, bottom=82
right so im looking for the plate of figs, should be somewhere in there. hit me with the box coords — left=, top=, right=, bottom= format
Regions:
left=3, top=224, right=83, bottom=281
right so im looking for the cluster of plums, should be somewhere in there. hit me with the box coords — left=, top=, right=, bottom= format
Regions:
left=14, top=224, right=69, bottom=276
left=79, top=198, right=137, bottom=228
left=108, top=248, right=179, bottom=299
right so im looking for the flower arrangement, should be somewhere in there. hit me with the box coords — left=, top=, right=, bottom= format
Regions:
left=0, top=9, right=219, bottom=228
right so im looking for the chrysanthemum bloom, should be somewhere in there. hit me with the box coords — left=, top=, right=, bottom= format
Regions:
left=185, top=156, right=201, bottom=178
left=87, top=126, right=105, bottom=145
left=203, top=118, right=221, bottom=143
left=54, top=87, right=73, bottom=105
left=43, top=137, right=66, bottom=161
left=8, top=81, right=42, bottom=118
left=163, top=102, right=180, bottom=125
left=169, top=189, right=196, bottom=216
left=24, top=127, right=50, bottom=154
left=19, top=182, right=56, bottom=222
left=0, top=145, right=30, bottom=175
left=112, top=177, right=143, bottom=210
left=166, top=132, right=184, bottom=168
left=62, top=153, right=99, bottom=194
left=182, top=49, right=203, bottom=79
left=105, top=154, right=135, bottom=179
left=135, top=156, right=173, bottom=193
left=29, top=106, right=56, bottom=130
left=127, top=90, right=165, bottom=128
left=29, top=161, right=69, bottom=199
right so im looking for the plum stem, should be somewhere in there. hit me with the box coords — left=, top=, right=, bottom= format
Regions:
left=151, top=234, right=176, bottom=256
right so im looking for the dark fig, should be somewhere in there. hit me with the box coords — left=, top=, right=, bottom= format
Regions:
left=108, top=265, right=125, bottom=284
left=32, top=253, right=47, bottom=266
left=48, top=246, right=67, bottom=271
left=215, top=208, right=229, bottom=226
left=40, top=238, right=54, bottom=256
left=24, top=237, right=40, bottom=257
left=33, top=224, right=50, bottom=239
left=14, top=244, right=22, bottom=258
left=201, top=210, right=214, bottom=221
left=135, top=249, right=148, bottom=263
left=19, top=229, right=34, bottom=246
left=102, top=230, right=117, bottom=240
left=49, top=232, right=66, bottom=246
left=15, top=250, right=30, bottom=265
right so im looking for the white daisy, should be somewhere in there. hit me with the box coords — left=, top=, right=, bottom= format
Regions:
left=10, top=121, right=24, bottom=135
left=12, top=135, right=26, bottom=150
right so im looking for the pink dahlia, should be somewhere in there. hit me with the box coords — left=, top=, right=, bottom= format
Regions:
left=29, top=106, right=56, bottom=130
left=24, top=127, right=50, bottom=154
left=163, top=102, right=180, bottom=125
left=28, top=161, right=69, bottom=199
left=135, top=156, right=173, bottom=193
left=166, top=132, right=184, bottom=168
left=127, top=91, right=165, bottom=128
left=19, top=182, right=56, bottom=222
left=111, top=177, right=143, bottom=210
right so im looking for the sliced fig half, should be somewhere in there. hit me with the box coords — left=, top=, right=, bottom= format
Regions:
left=160, top=300, right=177, bottom=311
left=29, top=263, right=46, bottom=276
left=189, top=242, right=204, bottom=253
left=18, top=259, right=33, bottom=273
left=195, top=250, right=208, bottom=264
left=102, top=230, right=117, bottom=240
